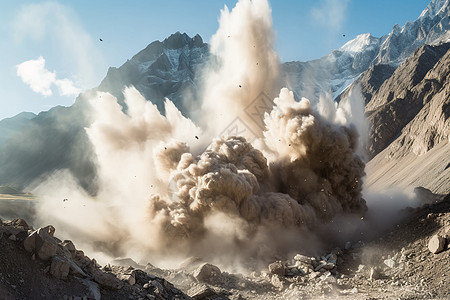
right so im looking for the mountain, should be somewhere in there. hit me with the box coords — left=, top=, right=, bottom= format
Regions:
left=0, top=112, right=35, bottom=145
left=283, top=0, right=450, bottom=101
left=98, top=32, right=208, bottom=114
left=365, top=42, right=450, bottom=157
left=364, top=42, right=450, bottom=194
left=0, top=95, right=97, bottom=193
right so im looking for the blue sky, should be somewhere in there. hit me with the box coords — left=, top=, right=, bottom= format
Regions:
left=0, top=0, right=430, bottom=120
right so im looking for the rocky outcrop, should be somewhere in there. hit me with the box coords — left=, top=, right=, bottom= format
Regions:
left=0, top=218, right=191, bottom=299
left=365, top=42, right=450, bottom=157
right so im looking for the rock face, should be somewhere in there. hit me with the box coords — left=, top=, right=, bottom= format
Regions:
left=98, top=31, right=209, bottom=115
left=366, top=42, right=450, bottom=157
left=1, top=218, right=191, bottom=299
left=364, top=42, right=450, bottom=194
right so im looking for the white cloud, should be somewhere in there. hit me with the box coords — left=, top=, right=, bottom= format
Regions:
left=311, top=0, right=350, bottom=33
left=16, top=56, right=81, bottom=97
left=16, top=56, right=55, bottom=96
left=12, top=2, right=104, bottom=88
left=55, top=79, right=82, bottom=96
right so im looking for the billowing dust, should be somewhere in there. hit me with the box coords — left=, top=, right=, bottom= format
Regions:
left=30, top=0, right=410, bottom=271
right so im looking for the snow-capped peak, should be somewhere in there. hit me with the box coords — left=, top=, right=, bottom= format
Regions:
left=419, top=0, right=449, bottom=19
left=339, top=33, right=379, bottom=53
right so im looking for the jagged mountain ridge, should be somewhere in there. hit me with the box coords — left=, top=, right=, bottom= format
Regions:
left=284, top=0, right=450, bottom=100
left=98, top=32, right=208, bottom=114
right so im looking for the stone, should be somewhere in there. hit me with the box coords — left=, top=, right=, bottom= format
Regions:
left=293, top=254, right=312, bottom=265
left=92, top=269, right=124, bottom=290
left=193, top=263, right=221, bottom=283
left=268, top=261, right=285, bottom=276
left=309, top=271, right=321, bottom=279
left=383, top=258, right=395, bottom=268
left=314, top=261, right=328, bottom=272
left=119, top=273, right=136, bottom=286
left=271, top=275, right=284, bottom=289
left=23, top=226, right=58, bottom=261
left=50, top=256, right=70, bottom=280
left=76, top=278, right=101, bottom=300
left=68, top=260, right=87, bottom=277
left=326, top=253, right=338, bottom=265
left=8, top=234, right=16, bottom=241
left=188, top=284, right=217, bottom=300
left=369, top=267, right=381, bottom=281
left=428, top=234, right=446, bottom=254
left=151, top=280, right=164, bottom=294
left=10, top=218, right=30, bottom=229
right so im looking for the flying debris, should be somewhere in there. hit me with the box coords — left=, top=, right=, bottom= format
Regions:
left=195, top=136, right=199, bottom=139
left=343, top=34, right=346, bottom=37
left=99, top=38, right=103, bottom=41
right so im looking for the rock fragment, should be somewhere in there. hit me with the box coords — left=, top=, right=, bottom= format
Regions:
left=383, top=258, right=395, bottom=268
left=268, top=261, right=285, bottom=276
left=428, top=234, right=446, bottom=254
left=369, top=267, right=381, bottom=281
left=50, top=256, right=70, bottom=280
left=92, top=269, right=124, bottom=290
left=271, top=275, right=284, bottom=289
left=193, top=263, right=221, bottom=284
left=23, top=225, right=58, bottom=261
left=293, top=254, right=312, bottom=265
left=188, top=284, right=217, bottom=300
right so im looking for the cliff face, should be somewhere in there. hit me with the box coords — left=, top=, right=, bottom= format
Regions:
left=366, top=43, right=450, bottom=157
left=361, top=43, right=450, bottom=193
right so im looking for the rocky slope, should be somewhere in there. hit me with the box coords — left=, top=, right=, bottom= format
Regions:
left=366, top=42, right=450, bottom=157
left=0, top=93, right=97, bottom=193
left=364, top=43, right=450, bottom=194
left=1, top=193, right=449, bottom=299
left=0, top=112, right=35, bottom=145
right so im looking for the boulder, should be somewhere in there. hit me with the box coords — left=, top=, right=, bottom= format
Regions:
left=293, top=254, right=312, bottom=265
left=383, top=258, right=395, bottom=268
left=428, top=234, right=446, bottom=254
left=369, top=267, right=381, bottom=281
left=50, top=256, right=70, bottom=280
left=193, top=263, right=221, bottom=284
left=92, top=269, right=124, bottom=290
left=188, top=284, right=217, bottom=300
left=23, top=225, right=58, bottom=261
left=268, top=261, right=285, bottom=276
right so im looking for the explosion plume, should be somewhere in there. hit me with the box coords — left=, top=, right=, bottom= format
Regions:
left=32, top=0, right=368, bottom=268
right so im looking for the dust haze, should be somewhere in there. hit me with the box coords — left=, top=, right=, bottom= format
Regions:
left=29, top=0, right=418, bottom=271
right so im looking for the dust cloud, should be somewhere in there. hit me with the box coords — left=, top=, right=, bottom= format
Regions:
left=31, top=0, right=376, bottom=270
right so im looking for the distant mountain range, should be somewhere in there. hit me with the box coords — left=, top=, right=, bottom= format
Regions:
left=0, top=0, right=449, bottom=194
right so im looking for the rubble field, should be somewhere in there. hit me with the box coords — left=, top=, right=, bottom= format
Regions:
left=0, top=193, right=449, bottom=300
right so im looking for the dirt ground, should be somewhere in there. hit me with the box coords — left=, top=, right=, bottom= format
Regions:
left=0, top=193, right=449, bottom=300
